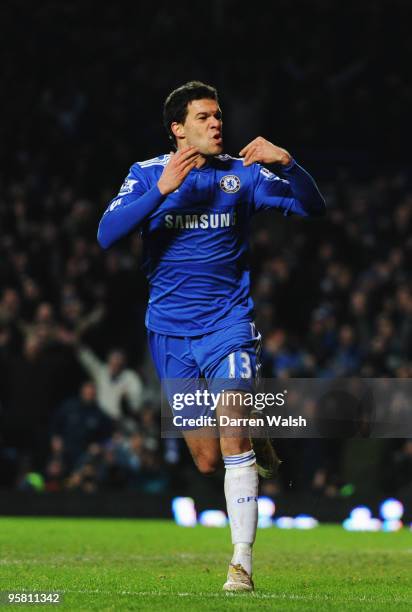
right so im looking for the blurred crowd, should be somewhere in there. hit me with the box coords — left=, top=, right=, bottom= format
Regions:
left=253, top=172, right=412, bottom=380
left=0, top=1, right=411, bottom=499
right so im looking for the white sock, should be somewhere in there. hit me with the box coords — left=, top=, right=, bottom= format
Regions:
left=232, top=543, right=252, bottom=575
left=224, top=450, right=258, bottom=576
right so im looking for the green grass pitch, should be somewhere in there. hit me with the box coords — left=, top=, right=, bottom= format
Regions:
left=0, top=518, right=411, bottom=610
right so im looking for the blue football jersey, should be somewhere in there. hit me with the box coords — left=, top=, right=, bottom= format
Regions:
left=98, top=154, right=325, bottom=336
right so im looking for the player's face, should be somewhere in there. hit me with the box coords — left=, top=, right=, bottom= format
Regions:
left=178, top=99, right=223, bottom=156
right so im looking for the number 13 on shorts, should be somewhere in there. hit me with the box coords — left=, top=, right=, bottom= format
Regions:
left=227, top=351, right=254, bottom=379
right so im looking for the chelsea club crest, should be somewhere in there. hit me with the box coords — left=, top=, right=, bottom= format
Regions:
left=220, top=175, right=241, bottom=193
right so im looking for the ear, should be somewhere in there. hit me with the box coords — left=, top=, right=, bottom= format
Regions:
left=171, top=121, right=185, bottom=141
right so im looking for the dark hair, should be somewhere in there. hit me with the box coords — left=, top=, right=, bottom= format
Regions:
left=163, top=81, right=219, bottom=145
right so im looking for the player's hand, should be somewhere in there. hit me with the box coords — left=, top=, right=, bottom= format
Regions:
left=157, top=146, right=200, bottom=195
left=239, top=137, right=292, bottom=167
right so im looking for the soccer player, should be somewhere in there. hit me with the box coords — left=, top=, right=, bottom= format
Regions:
left=97, top=81, right=325, bottom=591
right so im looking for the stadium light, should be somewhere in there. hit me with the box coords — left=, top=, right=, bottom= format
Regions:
left=198, top=510, right=228, bottom=527
left=349, top=506, right=372, bottom=521
left=381, top=520, right=403, bottom=532
left=258, top=517, right=273, bottom=529
left=257, top=496, right=276, bottom=527
left=379, top=498, right=404, bottom=521
left=343, top=506, right=381, bottom=531
left=258, top=496, right=276, bottom=517
left=343, top=517, right=381, bottom=532
left=274, top=515, right=319, bottom=529
left=294, top=514, right=319, bottom=530
left=172, top=497, right=197, bottom=527
left=274, top=516, right=294, bottom=529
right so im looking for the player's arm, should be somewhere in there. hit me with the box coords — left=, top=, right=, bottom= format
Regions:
left=240, top=137, right=326, bottom=217
left=97, top=147, right=199, bottom=249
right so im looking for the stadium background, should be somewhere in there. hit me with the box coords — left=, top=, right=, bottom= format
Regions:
left=0, top=0, right=411, bottom=520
